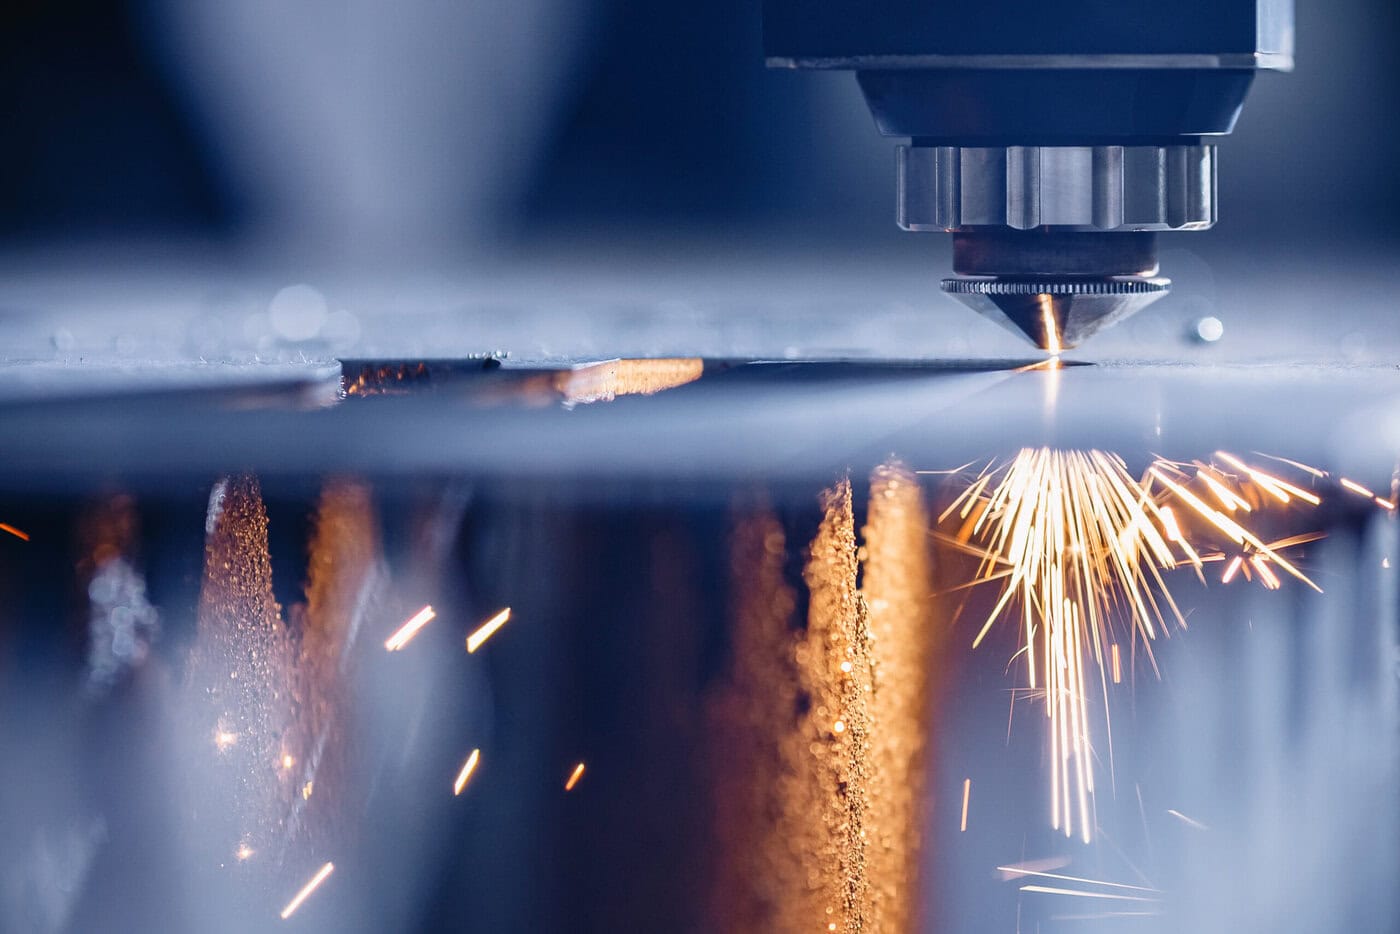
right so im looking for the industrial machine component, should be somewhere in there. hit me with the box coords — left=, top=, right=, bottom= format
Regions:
left=764, top=0, right=1293, bottom=349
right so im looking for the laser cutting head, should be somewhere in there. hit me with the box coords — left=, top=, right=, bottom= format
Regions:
left=764, top=0, right=1293, bottom=350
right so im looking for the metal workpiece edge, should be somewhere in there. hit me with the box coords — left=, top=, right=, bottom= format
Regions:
left=766, top=52, right=1293, bottom=71
left=898, top=145, right=1217, bottom=232
left=941, top=277, right=1170, bottom=296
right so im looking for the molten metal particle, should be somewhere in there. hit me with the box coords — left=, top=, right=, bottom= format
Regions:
left=279, top=862, right=335, bottom=920
left=466, top=607, right=511, bottom=653
left=564, top=763, right=586, bottom=791
left=453, top=749, right=481, bottom=796
left=384, top=605, right=436, bottom=651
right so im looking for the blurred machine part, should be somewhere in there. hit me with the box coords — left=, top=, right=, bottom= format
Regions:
left=764, top=0, right=1293, bottom=349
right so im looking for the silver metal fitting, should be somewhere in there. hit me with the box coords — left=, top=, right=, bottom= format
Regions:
left=898, top=145, right=1216, bottom=232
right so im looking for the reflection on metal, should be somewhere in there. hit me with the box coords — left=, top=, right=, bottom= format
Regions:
left=553, top=358, right=705, bottom=405
left=343, top=362, right=431, bottom=396
left=709, top=465, right=939, bottom=932
left=289, top=479, right=388, bottom=859
left=183, top=476, right=298, bottom=887
left=860, top=462, right=938, bottom=931
left=77, top=494, right=158, bottom=696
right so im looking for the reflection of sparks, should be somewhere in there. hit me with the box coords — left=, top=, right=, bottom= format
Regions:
left=564, top=762, right=586, bottom=791
left=215, top=728, right=239, bottom=751
left=301, top=781, right=314, bottom=800
left=235, top=842, right=255, bottom=861
left=1166, top=808, right=1209, bottom=831
left=280, top=862, right=335, bottom=920
left=384, top=605, right=436, bottom=651
left=0, top=523, right=29, bottom=541
left=960, top=778, right=971, bottom=832
left=453, top=749, right=481, bottom=796
left=466, top=608, right=511, bottom=654
left=281, top=754, right=295, bottom=770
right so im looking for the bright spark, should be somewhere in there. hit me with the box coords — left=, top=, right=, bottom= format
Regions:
left=939, top=448, right=1326, bottom=840
left=453, top=748, right=481, bottom=796
left=1340, top=478, right=1375, bottom=499
left=280, top=862, right=335, bottom=920
left=960, top=778, right=971, bottom=832
left=1166, top=808, right=1209, bottom=831
left=1020, top=885, right=1159, bottom=903
left=564, top=762, right=586, bottom=791
left=466, top=607, right=511, bottom=654
left=215, top=729, right=238, bottom=751
left=996, top=866, right=1160, bottom=894
left=0, top=523, right=30, bottom=541
left=235, top=842, right=254, bottom=862
left=384, top=605, right=436, bottom=651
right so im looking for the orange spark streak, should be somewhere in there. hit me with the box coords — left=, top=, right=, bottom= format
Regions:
left=1221, top=555, right=1244, bottom=584
left=1111, top=644, right=1122, bottom=684
left=565, top=762, right=586, bottom=791
left=280, top=862, right=335, bottom=920
left=1341, top=478, right=1375, bottom=499
left=0, top=523, right=29, bottom=541
left=466, top=607, right=512, bottom=653
left=453, top=749, right=481, bottom=796
left=384, top=605, right=435, bottom=651
left=960, top=778, right=971, bottom=832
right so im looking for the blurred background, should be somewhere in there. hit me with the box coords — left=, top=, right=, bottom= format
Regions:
left=2, top=0, right=1397, bottom=256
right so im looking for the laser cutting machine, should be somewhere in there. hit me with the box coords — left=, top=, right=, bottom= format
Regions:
left=764, top=0, right=1293, bottom=349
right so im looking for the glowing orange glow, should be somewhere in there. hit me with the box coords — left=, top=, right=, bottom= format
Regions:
left=1341, top=478, right=1375, bottom=498
left=453, top=749, right=481, bottom=796
left=0, top=523, right=29, bottom=541
left=564, top=762, right=586, bottom=791
left=466, top=607, right=511, bottom=653
left=384, top=605, right=436, bottom=651
left=280, top=862, right=335, bottom=920
left=281, top=754, right=294, bottom=770
left=1221, top=555, right=1244, bottom=584
left=960, top=778, right=971, bottom=832
left=1039, top=297, right=1062, bottom=355
left=940, top=448, right=1326, bottom=840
